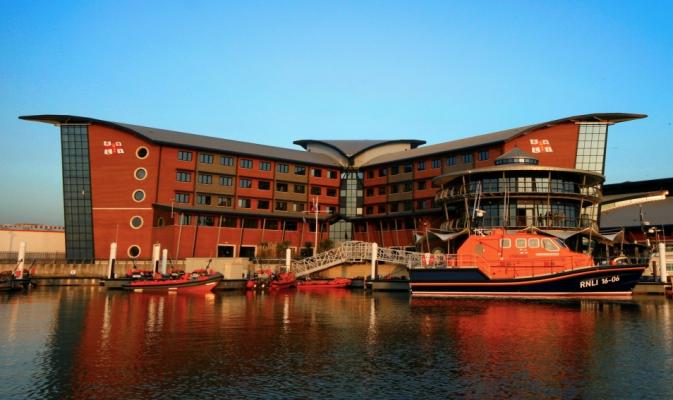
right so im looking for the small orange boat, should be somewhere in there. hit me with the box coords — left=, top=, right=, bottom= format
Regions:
left=297, top=278, right=352, bottom=289
left=269, top=272, right=297, bottom=290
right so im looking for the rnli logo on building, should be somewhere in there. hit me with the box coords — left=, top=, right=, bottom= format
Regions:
left=103, top=141, right=125, bottom=155
left=529, top=139, right=553, bottom=154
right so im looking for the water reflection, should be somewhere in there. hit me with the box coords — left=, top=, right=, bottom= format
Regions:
left=1, top=289, right=672, bottom=399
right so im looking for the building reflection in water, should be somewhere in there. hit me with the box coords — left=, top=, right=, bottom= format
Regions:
left=3, top=289, right=673, bottom=399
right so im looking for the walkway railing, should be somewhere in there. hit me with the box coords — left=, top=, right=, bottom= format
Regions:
left=290, top=241, right=480, bottom=277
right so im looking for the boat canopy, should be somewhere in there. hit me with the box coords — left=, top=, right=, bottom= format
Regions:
left=521, top=227, right=625, bottom=244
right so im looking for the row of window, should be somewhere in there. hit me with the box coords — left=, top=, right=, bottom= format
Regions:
left=172, top=216, right=303, bottom=231
left=178, top=171, right=339, bottom=195
left=364, top=199, right=435, bottom=214
left=177, top=150, right=338, bottom=178
left=364, top=180, right=431, bottom=196
left=179, top=192, right=338, bottom=213
left=366, top=152, right=488, bottom=178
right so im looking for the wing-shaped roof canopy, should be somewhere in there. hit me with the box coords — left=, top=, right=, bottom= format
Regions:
left=293, top=139, right=425, bottom=158
left=19, top=115, right=340, bottom=167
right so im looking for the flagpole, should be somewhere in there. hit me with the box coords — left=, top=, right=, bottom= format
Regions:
left=314, top=196, right=318, bottom=257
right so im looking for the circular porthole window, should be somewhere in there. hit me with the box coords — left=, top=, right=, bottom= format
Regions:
left=128, top=245, right=141, bottom=258
left=130, top=216, right=144, bottom=229
left=134, top=167, right=147, bottom=180
left=132, top=189, right=145, bottom=202
left=136, top=146, right=149, bottom=159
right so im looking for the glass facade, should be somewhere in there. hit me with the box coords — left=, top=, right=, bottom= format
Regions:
left=329, top=170, right=363, bottom=242
left=575, top=123, right=608, bottom=174
left=61, top=125, right=94, bottom=262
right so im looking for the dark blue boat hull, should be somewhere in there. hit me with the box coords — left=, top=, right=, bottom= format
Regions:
left=409, top=264, right=646, bottom=298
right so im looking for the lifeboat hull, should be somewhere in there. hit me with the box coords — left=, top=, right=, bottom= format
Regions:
left=409, top=264, right=646, bottom=298
left=121, top=272, right=223, bottom=294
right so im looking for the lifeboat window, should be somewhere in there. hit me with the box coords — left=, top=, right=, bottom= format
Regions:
left=542, top=238, right=560, bottom=251
left=500, top=238, right=511, bottom=248
left=528, top=238, right=540, bottom=248
left=516, top=238, right=526, bottom=249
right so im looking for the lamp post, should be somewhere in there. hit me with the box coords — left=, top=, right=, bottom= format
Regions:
left=313, top=196, right=319, bottom=257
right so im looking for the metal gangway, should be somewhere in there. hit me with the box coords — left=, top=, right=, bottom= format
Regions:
left=291, top=241, right=430, bottom=278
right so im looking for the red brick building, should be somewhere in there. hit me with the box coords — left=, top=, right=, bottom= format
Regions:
left=20, top=113, right=644, bottom=261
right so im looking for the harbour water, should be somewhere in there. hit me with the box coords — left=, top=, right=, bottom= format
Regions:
left=2, top=288, right=673, bottom=399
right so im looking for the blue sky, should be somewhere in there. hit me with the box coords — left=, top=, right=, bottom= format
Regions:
left=1, top=1, right=671, bottom=225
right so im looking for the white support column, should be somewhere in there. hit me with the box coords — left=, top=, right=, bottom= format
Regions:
left=161, top=249, right=168, bottom=275
left=152, top=243, right=161, bottom=273
left=14, top=241, right=26, bottom=278
left=107, top=242, right=117, bottom=279
left=371, top=242, right=378, bottom=280
left=659, top=242, right=667, bottom=283
left=285, top=248, right=292, bottom=272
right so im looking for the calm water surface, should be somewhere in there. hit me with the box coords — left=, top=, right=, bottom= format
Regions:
left=1, top=287, right=672, bottom=399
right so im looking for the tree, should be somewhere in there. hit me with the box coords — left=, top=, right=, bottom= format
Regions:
left=319, top=239, right=334, bottom=252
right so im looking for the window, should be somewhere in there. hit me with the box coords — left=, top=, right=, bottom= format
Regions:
left=179, top=214, right=191, bottom=225
left=378, top=186, right=386, bottom=195
left=295, top=165, right=306, bottom=175
left=260, top=161, right=271, bottom=171
left=128, top=245, right=141, bottom=258
left=328, top=170, right=337, bottom=179
left=379, top=167, right=387, bottom=177
left=176, top=171, right=191, bottom=182
left=500, top=238, right=511, bottom=248
left=431, top=159, right=441, bottom=169
left=178, top=151, right=192, bottom=161
left=175, top=193, right=190, bottom=203
left=326, top=188, right=337, bottom=197
left=238, top=198, right=251, bottom=208
left=136, top=147, right=149, bottom=159
left=240, top=159, right=253, bottom=169
left=366, top=206, right=373, bottom=214
left=478, top=150, right=489, bottom=161
left=292, top=203, right=305, bottom=212
left=417, top=181, right=426, bottom=190
left=265, top=220, right=279, bottom=230
left=542, top=238, right=560, bottom=251
left=311, top=186, right=321, bottom=195
left=198, top=174, right=213, bottom=184
left=197, top=194, right=211, bottom=205
left=133, top=190, right=145, bottom=202
left=447, top=156, right=456, bottom=166
left=276, top=182, right=288, bottom=192
left=417, top=161, right=426, bottom=171
left=528, top=238, right=540, bottom=248
left=403, top=201, right=413, bottom=211
left=390, top=184, right=399, bottom=194
left=130, top=216, right=143, bottom=229
left=366, top=188, right=374, bottom=196
left=242, top=219, right=258, bottom=229
left=257, top=200, right=270, bottom=209
left=367, top=170, right=374, bottom=178
left=217, top=196, right=232, bottom=207
left=516, top=238, right=526, bottom=249
left=311, top=168, right=322, bottom=177
left=134, top=168, right=147, bottom=180
left=198, top=216, right=215, bottom=226
left=219, top=176, right=233, bottom=186
left=239, top=178, right=252, bottom=188
left=277, top=163, right=289, bottom=173
left=221, top=217, right=237, bottom=228
left=285, top=221, right=297, bottom=231
left=463, top=153, right=473, bottom=163
left=403, top=163, right=413, bottom=173
left=390, top=203, right=398, bottom=212
left=378, top=205, right=386, bottom=213
left=258, top=180, right=270, bottom=190
left=404, top=182, right=413, bottom=192
left=275, top=201, right=287, bottom=211
left=391, top=165, right=399, bottom=175
left=294, top=184, right=305, bottom=194
left=199, top=153, right=214, bottom=164
left=220, top=156, right=234, bottom=166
